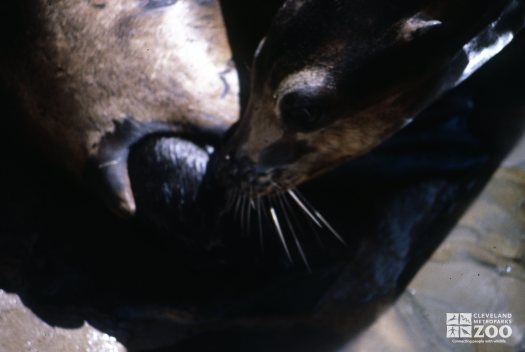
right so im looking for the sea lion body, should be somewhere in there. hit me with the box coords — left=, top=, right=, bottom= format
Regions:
left=212, top=0, right=525, bottom=196
left=1, top=0, right=239, bottom=214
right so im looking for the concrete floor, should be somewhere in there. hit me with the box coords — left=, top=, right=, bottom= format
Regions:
left=346, top=133, right=525, bottom=352
left=0, top=290, right=124, bottom=352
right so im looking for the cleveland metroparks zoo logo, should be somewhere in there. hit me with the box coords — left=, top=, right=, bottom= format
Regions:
left=446, top=313, right=513, bottom=343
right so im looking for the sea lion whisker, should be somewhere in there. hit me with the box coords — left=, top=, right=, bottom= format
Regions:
left=244, top=192, right=252, bottom=237
left=287, top=189, right=322, bottom=228
left=276, top=193, right=293, bottom=236
left=277, top=193, right=311, bottom=271
left=256, top=196, right=265, bottom=253
left=283, top=190, right=324, bottom=248
left=239, top=194, right=245, bottom=234
left=293, top=189, right=347, bottom=246
left=246, top=187, right=255, bottom=236
left=231, top=189, right=241, bottom=211
left=283, top=188, right=325, bottom=248
left=232, top=191, right=242, bottom=226
left=239, top=194, right=248, bottom=236
left=269, top=201, right=293, bottom=264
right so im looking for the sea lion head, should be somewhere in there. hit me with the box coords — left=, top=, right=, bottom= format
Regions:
left=211, top=0, right=524, bottom=196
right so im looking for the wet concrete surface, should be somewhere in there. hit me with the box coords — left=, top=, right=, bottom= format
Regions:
left=0, top=290, right=124, bottom=352
left=346, top=133, right=525, bottom=352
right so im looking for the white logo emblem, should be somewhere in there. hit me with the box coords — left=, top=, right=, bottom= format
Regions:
left=459, top=313, right=472, bottom=325
left=446, top=312, right=513, bottom=343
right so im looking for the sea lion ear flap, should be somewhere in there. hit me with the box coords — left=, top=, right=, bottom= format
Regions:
left=398, top=15, right=443, bottom=41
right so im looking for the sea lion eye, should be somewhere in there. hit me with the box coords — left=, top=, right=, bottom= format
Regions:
left=279, top=91, right=328, bottom=132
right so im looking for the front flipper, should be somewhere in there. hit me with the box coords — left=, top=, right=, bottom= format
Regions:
left=85, top=117, right=182, bottom=217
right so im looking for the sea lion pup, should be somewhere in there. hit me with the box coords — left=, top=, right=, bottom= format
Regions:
left=211, top=0, right=525, bottom=198
left=0, top=0, right=238, bottom=216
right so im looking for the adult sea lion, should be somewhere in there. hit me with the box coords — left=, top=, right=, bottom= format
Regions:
left=0, top=0, right=239, bottom=217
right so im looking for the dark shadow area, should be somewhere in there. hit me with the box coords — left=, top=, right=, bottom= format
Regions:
left=219, top=0, right=286, bottom=112
left=0, top=19, right=524, bottom=352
